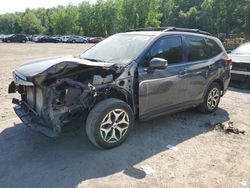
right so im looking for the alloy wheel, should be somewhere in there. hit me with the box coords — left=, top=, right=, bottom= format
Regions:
left=100, top=109, right=129, bottom=143
left=207, top=88, right=220, bottom=110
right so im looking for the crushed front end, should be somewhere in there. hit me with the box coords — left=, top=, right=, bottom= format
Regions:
left=8, top=57, right=136, bottom=137
left=9, top=72, right=96, bottom=137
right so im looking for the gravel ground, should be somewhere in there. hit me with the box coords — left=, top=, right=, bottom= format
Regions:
left=0, top=43, right=249, bottom=188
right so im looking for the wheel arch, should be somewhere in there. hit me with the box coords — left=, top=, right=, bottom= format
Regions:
left=203, top=78, right=224, bottom=99
left=213, top=78, right=224, bottom=95
left=105, top=87, right=134, bottom=113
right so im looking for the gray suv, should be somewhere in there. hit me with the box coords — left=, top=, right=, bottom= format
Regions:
left=8, top=27, right=231, bottom=149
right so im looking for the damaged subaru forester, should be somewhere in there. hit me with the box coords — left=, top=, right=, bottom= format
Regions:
left=8, top=27, right=231, bottom=149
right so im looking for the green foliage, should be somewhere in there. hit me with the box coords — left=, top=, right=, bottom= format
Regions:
left=22, top=10, right=42, bottom=34
left=0, top=0, right=249, bottom=37
left=0, top=13, right=19, bottom=34
left=49, top=5, right=81, bottom=35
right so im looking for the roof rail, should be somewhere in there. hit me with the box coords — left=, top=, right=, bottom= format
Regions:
left=126, top=27, right=168, bottom=32
left=163, top=27, right=211, bottom=35
left=126, top=27, right=211, bottom=36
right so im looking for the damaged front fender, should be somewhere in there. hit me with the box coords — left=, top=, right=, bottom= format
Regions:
left=11, top=57, right=138, bottom=137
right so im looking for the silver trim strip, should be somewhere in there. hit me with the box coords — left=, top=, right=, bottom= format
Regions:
left=231, top=70, right=250, bottom=75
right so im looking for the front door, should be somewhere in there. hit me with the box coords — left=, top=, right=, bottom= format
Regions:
left=138, top=35, right=188, bottom=120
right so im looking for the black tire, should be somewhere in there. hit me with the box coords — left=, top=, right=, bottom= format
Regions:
left=86, top=98, right=134, bottom=149
left=197, top=82, right=221, bottom=113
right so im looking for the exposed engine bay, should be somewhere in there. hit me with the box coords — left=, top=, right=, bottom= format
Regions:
left=9, top=56, right=137, bottom=137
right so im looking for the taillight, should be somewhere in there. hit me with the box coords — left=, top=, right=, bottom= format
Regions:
left=227, top=59, right=233, bottom=69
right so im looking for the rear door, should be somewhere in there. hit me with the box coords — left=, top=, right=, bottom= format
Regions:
left=138, top=35, right=188, bottom=119
left=183, top=35, right=216, bottom=103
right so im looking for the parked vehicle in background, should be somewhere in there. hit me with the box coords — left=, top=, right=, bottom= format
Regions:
left=88, top=37, right=103, bottom=43
left=0, top=34, right=97, bottom=43
left=52, top=35, right=62, bottom=42
left=2, top=34, right=28, bottom=43
left=0, top=34, right=5, bottom=40
left=60, top=36, right=71, bottom=43
left=27, top=35, right=33, bottom=41
left=68, top=35, right=88, bottom=43
left=8, top=27, right=231, bottom=149
left=228, top=42, right=250, bottom=82
left=38, top=36, right=60, bottom=43
left=31, top=35, right=43, bottom=42
left=82, top=36, right=89, bottom=42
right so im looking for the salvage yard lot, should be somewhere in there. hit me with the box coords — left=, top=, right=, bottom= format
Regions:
left=0, top=43, right=250, bottom=188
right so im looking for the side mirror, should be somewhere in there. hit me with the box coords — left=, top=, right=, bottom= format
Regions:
left=149, top=58, right=168, bottom=69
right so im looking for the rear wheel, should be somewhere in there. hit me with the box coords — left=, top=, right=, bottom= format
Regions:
left=86, top=98, right=134, bottom=149
left=197, top=82, right=221, bottom=113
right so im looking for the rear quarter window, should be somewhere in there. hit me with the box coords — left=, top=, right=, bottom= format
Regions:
left=205, top=38, right=222, bottom=57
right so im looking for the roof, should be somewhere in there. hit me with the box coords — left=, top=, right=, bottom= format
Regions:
left=126, top=27, right=211, bottom=36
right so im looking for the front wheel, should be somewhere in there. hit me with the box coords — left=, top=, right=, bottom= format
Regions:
left=197, top=82, right=221, bottom=113
left=86, top=98, right=134, bottom=149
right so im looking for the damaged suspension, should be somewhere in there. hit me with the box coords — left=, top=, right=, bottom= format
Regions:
left=42, top=78, right=96, bottom=133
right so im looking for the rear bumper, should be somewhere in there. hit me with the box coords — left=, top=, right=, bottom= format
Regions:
left=13, top=99, right=58, bottom=137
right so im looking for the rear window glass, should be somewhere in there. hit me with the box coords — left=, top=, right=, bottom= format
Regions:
left=205, top=38, right=222, bottom=57
left=186, top=36, right=207, bottom=61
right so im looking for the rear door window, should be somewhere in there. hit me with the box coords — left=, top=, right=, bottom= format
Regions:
left=185, top=36, right=208, bottom=61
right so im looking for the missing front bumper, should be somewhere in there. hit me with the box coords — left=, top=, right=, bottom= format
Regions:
left=13, top=102, right=59, bottom=137
left=8, top=81, right=16, bottom=93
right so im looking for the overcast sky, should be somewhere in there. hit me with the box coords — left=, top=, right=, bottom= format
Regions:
left=0, top=0, right=96, bottom=14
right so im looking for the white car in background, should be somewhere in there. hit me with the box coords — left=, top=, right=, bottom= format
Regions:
left=60, top=36, right=71, bottom=43
left=229, top=42, right=250, bottom=82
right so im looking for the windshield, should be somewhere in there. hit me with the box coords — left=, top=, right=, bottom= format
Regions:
left=232, top=43, right=250, bottom=55
left=80, top=34, right=154, bottom=65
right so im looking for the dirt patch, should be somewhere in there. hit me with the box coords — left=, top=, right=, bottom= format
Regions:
left=0, top=43, right=250, bottom=188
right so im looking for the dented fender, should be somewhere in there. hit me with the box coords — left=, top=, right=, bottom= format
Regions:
left=10, top=56, right=138, bottom=136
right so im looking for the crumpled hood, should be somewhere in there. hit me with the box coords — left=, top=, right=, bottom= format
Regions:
left=15, top=55, right=114, bottom=78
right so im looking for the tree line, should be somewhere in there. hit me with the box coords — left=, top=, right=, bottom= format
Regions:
left=0, top=0, right=249, bottom=38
